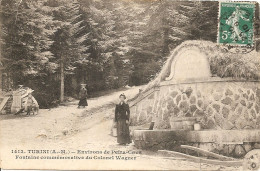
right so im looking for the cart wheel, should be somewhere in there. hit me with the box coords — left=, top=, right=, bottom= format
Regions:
left=243, top=149, right=260, bottom=171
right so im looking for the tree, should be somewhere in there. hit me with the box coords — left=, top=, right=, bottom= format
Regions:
left=50, top=0, right=89, bottom=102
left=0, top=0, right=59, bottom=96
left=1, top=0, right=57, bottom=81
left=164, top=1, right=218, bottom=52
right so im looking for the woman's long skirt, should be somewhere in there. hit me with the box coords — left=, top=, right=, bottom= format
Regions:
left=117, top=119, right=131, bottom=144
left=78, top=98, right=88, bottom=107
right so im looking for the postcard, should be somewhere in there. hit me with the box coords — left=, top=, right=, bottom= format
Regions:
left=0, top=0, right=260, bottom=170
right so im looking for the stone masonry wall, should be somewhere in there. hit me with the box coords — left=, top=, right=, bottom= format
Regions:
left=130, top=81, right=260, bottom=130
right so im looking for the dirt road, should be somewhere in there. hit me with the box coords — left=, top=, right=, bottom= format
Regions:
left=0, top=87, right=242, bottom=170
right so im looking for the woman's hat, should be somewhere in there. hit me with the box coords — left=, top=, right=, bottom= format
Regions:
left=81, top=84, right=87, bottom=87
left=119, top=94, right=126, bottom=99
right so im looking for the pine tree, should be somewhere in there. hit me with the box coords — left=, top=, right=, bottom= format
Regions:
left=164, top=1, right=218, bottom=52
left=1, top=0, right=58, bottom=86
left=50, top=0, right=89, bottom=102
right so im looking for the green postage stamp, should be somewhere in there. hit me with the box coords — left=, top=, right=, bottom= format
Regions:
left=218, top=2, right=255, bottom=46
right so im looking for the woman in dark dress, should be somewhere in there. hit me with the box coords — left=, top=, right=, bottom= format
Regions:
left=78, top=84, right=88, bottom=108
left=115, top=94, right=131, bottom=145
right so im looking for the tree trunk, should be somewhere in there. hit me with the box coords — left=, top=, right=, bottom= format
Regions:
left=60, top=59, right=64, bottom=102
left=0, top=70, right=2, bottom=92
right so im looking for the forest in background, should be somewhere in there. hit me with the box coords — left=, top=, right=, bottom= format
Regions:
left=0, top=0, right=258, bottom=108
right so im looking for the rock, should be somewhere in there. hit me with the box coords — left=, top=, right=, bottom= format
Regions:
left=185, top=87, right=193, bottom=98
left=240, top=100, right=247, bottom=107
left=244, top=143, right=252, bottom=153
left=176, top=95, right=181, bottom=105
left=231, top=103, right=238, bottom=111
left=178, top=111, right=185, bottom=117
left=247, top=90, right=250, bottom=95
left=190, top=105, right=197, bottom=114
left=254, top=143, right=260, bottom=149
left=190, top=96, right=196, bottom=104
left=173, top=107, right=180, bottom=116
left=248, top=103, right=253, bottom=109
left=223, top=145, right=229, bottom=155
left=213, top=93, right=222, bottom=101
left=207, top=107, right=214, bottom=116
left=215, top=143, right=225, bottom=152
left=221, top=97, right=232, bottom=105
left=179, top=87, right=184, bottom=92
left=214, top=114, right=224, bottom=128
left=243, top=94, right=249, bottom=100
left=257, top=116, right=260, bottom=125
left=228, top=145, right=236, bottom=154
left=223, top=145, right=235, bottom=156
left=162, top=101, right=167, bottom=108
left=167, top=103, right=173, bottom=110
left=255, top=105, right=259, bottom=114
left=203, top=99, right=210, bottom=107
left=194, top=110, right=204, bottom=117
left=250, top=109, right=256, bottom=119
left=182, top=94, right=187, bottom=100
left=185, top=112, right=192, bottom=117
left=198, top=116, right=207, bottom=128
left=234, top=94, right=240, bottom=100
left=244, top=111, right=250, bottom=120
left=213, top=104, right=220, bottom=113
left=237, top=107, right=243, bottom=115
left=166, top=96, right=172, bottom=102
left=235, top=118, right=246, bottom=129
left=222, top=107, right=229, bottom=118
left=170, top=91, right=178, bottom=98
left=225, top=89, right=233, bottom=96
left=222, top=121, right=234, bottom=130
left=256, top=88, right=260, bottom=100
left=249, top=94, right=255, bottom=101
left=179, top=101, right=189, bottom=113
left=229, top=114, right=238, bottom=124
left=197, top=100, right=203, bottom=108
left=207, top=119, right=216, bottom=129
left=234, top=145, right=246, bottom=158
left=163, top=111, right=170, bottom=121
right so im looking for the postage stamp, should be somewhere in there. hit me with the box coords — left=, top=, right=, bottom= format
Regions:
left=218, top=2, right=255, bottom=46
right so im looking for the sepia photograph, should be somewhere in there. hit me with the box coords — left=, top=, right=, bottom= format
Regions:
left=0, top=0, right=260, bottom=170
